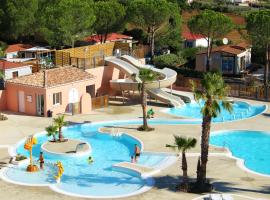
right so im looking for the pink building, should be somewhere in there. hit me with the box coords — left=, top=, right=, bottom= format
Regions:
left=5, top=67, right=97, bottom=117
left=1, top=65, right=122, bottom=117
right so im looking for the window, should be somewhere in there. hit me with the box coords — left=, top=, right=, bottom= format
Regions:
left=185, top=41, right=194, bottom=48
left=12, top=71, right=18, bottom=78
left=222, top=56, right=234, bottom=74
left=53, top=92, right=61, bottom=105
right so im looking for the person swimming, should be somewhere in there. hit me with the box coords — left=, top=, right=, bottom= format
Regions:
left=38, top=152, right=44, bottom=169
left=134, top=144, right=141, bottom=163
left=131, top=156, right=135, bottom=163
left=88, top=156, right=94, bottom=164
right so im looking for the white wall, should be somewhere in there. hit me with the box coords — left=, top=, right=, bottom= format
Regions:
left=195, top=38, right=208, bottom=48
left=4, top=65, right=32, bottom=79
left=6, top=52, right=18, bottom=59
left=245, top=48, right=252, bottom=66
left=232, top=0, right=245, bottom=3
left=235, top=48, right=252, bottom=74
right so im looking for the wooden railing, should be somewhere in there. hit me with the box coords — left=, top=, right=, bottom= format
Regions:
left=176, top=76, right=270, bottom=101
left=55, top=42, right=130, bottom=68
left=92, top=95, right=109, bottom=109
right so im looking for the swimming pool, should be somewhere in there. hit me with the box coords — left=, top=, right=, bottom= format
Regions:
left=1, top=120, right=178, bottom=198
left=210, top=130, right=270, bottom=176
left=164, top=101, right=266, bottom=122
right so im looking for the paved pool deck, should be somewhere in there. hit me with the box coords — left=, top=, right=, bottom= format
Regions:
left=0, top=96, right=269, bottom=200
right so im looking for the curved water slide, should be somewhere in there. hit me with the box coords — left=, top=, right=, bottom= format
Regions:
left=105, top=56, right=184, bottom=107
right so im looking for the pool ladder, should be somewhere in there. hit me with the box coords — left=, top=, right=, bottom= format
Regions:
left=111, top=126, right=123, bottom=137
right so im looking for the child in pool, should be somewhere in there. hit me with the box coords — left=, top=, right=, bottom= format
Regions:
left=88, top=156, right=94, bottom=164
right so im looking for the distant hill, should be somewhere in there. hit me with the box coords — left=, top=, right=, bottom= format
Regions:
left=182, top=10, right=248, bottom=44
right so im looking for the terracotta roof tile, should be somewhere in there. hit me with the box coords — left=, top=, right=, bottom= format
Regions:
left=182, top=31, right=205, bottom=40
left=5, top=44, right=33, bottom=53
left=197, top=44, right=249, bottom=55
left=6, top=66, right=95, bottom=88
left=0, top=60, right=29, bottom=70
left=84, top=33, right=132, bottom=43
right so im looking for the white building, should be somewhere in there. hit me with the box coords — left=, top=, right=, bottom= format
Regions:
left=182, top=31, right=208, bottom=48
left=5, top=44, right=33, bottom=59
left=0, top=60, right=32, bottom=80
left=195, top=43, right=252, bottom=75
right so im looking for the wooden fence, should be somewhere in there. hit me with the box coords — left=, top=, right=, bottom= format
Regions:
left=176, top=76, right=270, bottom=101
left=92, top=95, right=109, bottom=109
left=55, top=42, right=131, bottom=68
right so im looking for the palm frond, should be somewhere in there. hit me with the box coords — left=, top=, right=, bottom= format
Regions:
left=212, top=100, right=221, bottom=116
left=166, top=135, right=197, bottom=152
left=45, top=125, right=58, bottom=136
left=185, top=137, right=197, bottom=150
left=194, top=72, right=230, bottom=118
left=222, top=100, right=233, bottom=113
left=165, top=144, right=177, bottom=151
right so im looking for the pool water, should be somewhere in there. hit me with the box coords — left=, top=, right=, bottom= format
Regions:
left=3, top=117, right=269, bottom=198
left=2, top=121, right=174, bottom=198
left=210, top=130, right=270, bottom=175
left=165, top=101, right=266, bottom=122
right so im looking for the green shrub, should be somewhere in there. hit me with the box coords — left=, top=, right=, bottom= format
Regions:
left=153, top=54, right=186, bottom=69
left=15, top=154, right=27, bottom=161
left=174, top=67, right=204, bottom=78
left=181, top=48, right=200, bottom=60
left=190, top=1, right=254, bottom=14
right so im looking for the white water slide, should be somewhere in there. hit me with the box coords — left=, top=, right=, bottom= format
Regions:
left=105, top=55, right=184, bottom=107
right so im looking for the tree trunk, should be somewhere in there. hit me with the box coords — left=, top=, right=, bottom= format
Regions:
left=100, top=34, right=103, bottom=44
left=182, top=151, right=188, bottom=184
left=206, top=39, right=212, bottom=72
left=150, top=27, right=155, bottom=59
left=104, top=33, right=108, bottom=44
left=196, top=156, right=201, bottom=180
left=59, top=127, right=63, bottom=141
left=141, top=83, right=148, bottom=130
left=53, top=134, right=56, bottom=142
left=264, top=44, right=269, bottom=99
left=197, top=112, right=212, bottom=187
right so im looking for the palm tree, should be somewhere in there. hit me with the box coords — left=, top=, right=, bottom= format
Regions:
left=45, top=125, right=58, bottom=142
left=137, top=68, right=158, bottom=131
left=166, top=135, right=197, bottom=191
left=53, top=115, right=68, bottom=141
left=191, top=72, right=233, bottom=191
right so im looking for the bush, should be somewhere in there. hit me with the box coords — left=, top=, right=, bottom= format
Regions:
left=15, top=154, right=27, bottom=161
left=153, top=54, right=186, bottom=69
left=190, top=1, right=254, bottom=14
left=123, top=28, right=148, bottom=44
left=181, top=48, right=200, bottom=60
left=174, top=67, right=204, bottom=78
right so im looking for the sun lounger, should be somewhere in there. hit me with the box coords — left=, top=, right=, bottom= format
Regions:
left=205, top=193, right=234, bottom=200
left=221, top=194, right=233, bottom=200
left=207, top=194, right=223, bottom=200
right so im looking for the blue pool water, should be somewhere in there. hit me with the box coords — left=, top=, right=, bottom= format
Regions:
left=165, top=101, right=266, bottom=122
left=3, top=118, right=269, bottom=198
left=210, top=130, right=270, bottom=175
left=3, top=120, right=176, bottom=198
